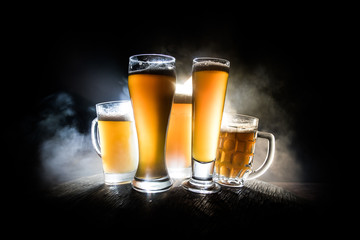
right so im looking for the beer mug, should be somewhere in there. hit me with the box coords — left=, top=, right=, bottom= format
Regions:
left=91, top=100, right=138, bottom=185
left=128, top=54, right=176, bottom=193
left=214, top=113, right=275, bottom=187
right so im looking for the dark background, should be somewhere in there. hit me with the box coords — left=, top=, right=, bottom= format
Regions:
left=8, top=11, right=338, bottom=200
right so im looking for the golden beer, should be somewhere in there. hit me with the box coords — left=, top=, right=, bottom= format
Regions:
left=213, top=113, right=276, bottom=187
left=192, top=62, right=229, bottom=162
left=91, top=100, right=138, bottom=184
left=128, top=69, right=176, bottom=179
left=181, top=57, right=229, bottom=194
left=98, top=120, right=138, bottom=173
left=166, top=102, right=192, bottom=174
left=215, top=130, right=257, bottom=180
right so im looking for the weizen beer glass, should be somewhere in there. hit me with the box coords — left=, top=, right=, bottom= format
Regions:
left=182, top=57, right=230, bottom=194
left=128, top=54, right=176, bottom=193
left=214, top=113, right=275, bottom=187
left=91, top=100, right=138, bottom=184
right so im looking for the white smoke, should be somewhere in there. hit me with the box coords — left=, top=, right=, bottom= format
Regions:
left=40, top=127, right=101, bottom=184
left=38, top=92, right=102, bottom=186
left=224, top=64, right=304, bottom=182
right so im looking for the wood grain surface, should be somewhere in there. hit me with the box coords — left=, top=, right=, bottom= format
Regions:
left=25, top=174, right=332, bottom=237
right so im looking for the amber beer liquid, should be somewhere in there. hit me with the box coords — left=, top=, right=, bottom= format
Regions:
left=98, top=119, right=138, bottom=173
left=165, top=93, right=192, bottom=178
left=215, top=129, right=257, bottom=180
left=91, top=100, right=139, bottom=184
left=128, top=69, right=176, bottom=180
left=192, top=62, right=229, bottom=162
left=213, top=113, right=276, bottom=187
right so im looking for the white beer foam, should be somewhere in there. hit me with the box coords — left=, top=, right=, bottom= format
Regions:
left=194, top=60, right=228, bottom=68
left=96, top=101, right=133, bottom=121
left=193, top=60, right=230, bottom=72
left=97, top=112, right=132, bottom=121
left=221, top=124, right=257, bottom=133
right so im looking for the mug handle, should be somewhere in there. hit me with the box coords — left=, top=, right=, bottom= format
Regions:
left=91, top=118, right=101, bottom=157
left=247, top=131, right=275, bottom=180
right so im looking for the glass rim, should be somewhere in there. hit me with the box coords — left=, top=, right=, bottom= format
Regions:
left=193, top=57, right=230, bottom=66
left=129, top=54, right=176, bottom=63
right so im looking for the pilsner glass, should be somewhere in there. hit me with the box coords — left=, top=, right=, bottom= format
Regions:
left=182, top=57, right=230, bottom=194
left=128, top=54, right=176, bottom=193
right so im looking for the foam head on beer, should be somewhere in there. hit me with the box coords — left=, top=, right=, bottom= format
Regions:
left=192, top=59, right=230, bottom=73
left=221, top=113, right=258, bottom=132
left=96, top=101, right=133, bottom=121
left=128, top=54, right=176, bottom=76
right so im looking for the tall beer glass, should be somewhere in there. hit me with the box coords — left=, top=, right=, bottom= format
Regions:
left=182, top=57, right=230, bottom=194
left=128, top=54, right=176, bottom=193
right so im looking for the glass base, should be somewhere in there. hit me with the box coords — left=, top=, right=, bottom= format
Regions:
left=131, top=176, right=173, bottom=193
left=104, top=171, right=136, bottom=185
left=181, top=158, right=220, bottom=194
left=214, top=177, right=245, bottom=187
left=213, top=170, right=250, bottom=187
left=181, top=178, right=220, bottom=194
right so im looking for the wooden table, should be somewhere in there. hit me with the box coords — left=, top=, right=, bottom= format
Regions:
left=32, top=174, right=331, bottom=237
